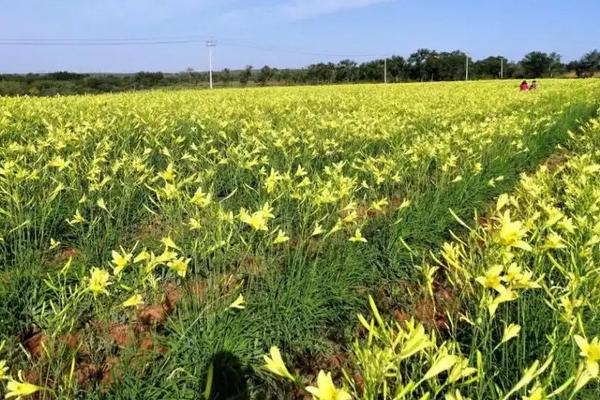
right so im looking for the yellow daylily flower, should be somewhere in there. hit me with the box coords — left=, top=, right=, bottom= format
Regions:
left=312, top=223, right=325, bottom=236
left=112, top=249, right=132, bottom=275
left=168, top=257, right=190, bottom=278
left=0, top=359, right=8, bottom=380
left=349, top=228, right=367, bottom=243
left=543, top=231, right=567, bottom=250
left=424, top=352, right=459, bottom=380
left=189, top=217, right=202, bottom=231
left=523, top=385, right=546, bottom=400
left=68, top=209, right=86, bottom=225
left=497, top=210, right=531, bottom=251
left=475, top=265, right=504, bottom=292
left=161, top=236, right=181, bottom=251
left=5, top=370, right=44, bottom=399
left=574, top=335, right=600, bottom=377
left=500, top=323, right=521, bottom=345
left=273, top=229, right=290, bottom=244
left=240, top=204, right=275, bottom=231
left=49, top=238, right=61, bottom=250
left=122, top=294, right=144, bottom=308
left=263, top=346, right=295, bottom=381
left=88, top=268, right=111, bottom=296
left=305, top=370, right=351, bottom=400
left=229, top=294, right=246, bottom=310
left=488, top=287, right=517, bottom=317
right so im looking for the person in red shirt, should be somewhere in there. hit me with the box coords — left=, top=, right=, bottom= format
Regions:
left=520, top=80, right=529, bottom=91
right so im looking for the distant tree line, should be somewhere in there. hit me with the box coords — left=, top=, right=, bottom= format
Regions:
left=1, top=49, right=598, bottom=96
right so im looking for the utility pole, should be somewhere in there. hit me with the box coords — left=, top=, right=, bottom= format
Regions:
left=500, top=57, right=504, bottom=79
left=206, top=39, right=217, bottom=89
left=384, top=57, right=387, bottom=84
left=465, top=53, right=469, bottom=81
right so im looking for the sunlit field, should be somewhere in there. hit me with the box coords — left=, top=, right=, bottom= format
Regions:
left=1, top=80, right=600, bottom=399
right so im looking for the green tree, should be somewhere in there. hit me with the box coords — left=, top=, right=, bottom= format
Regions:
left=240, top=65, right=253, bottom=86
left=256, top=65, right=274, bottom=85
left=335, top=59, right=358, bottom=82
left=220, top=68, right=232, bottom=86
left=520, top=51, right=556, bottom=78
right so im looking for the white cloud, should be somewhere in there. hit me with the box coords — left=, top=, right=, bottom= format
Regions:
left=281, top=0, right=394, bottom=20
left=221, top=0, right=395, bottom=24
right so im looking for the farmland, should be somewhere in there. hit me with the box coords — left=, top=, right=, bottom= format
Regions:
left=1, top=79, right=600, bottom=399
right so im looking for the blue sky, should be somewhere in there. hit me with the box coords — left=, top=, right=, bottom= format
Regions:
left=1, top=0, right=598, bottom=73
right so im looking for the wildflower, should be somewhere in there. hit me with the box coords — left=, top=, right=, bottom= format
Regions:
left=497, top=211, right=531, bottom=251
left=48, top=155, right=69, bottom=171
left=398, top=322, right=431, bottom=359
left=476, top=265, right=504, bottom=292
left=511, top=270, right=540, bottom=290
left=312, top=223, right=325, bottom=236
left=190, top=187, right=212, bottom=207
left=544, top=206, right=564, bottom=228
left=49, top=238, right=61, bottom=250
left=423, top=347, right=459, bottom=380
left=5, top=370, right=44, bottom=399
left=134, top=250, right=151, bottom=263
left=189, top=217, right=202, bottom=231
left=229, top=294, right=246, bottom=310
left=496, top=193, right=510, bottom=212
left=263, top=346, right=295, bottom=381
left=305, top=370, right=351, bottom=400
left=558, top=217, right=576, bottom=234
left=349, top=228, right=367, bottom=243
left=122, top=294, right=144, bottom=308
left=342, top=210, right=357, bottom=224
left=264, top=169, right=281, bottom=193
left=273, top=230, right=290, bottom=244
left=500, top=323, right=521, bottom=345
left=327, top=220, right=343, bottom=236
left=441, top=242, right=462, bottom=269
left=240, top=204, right=274, bottom=231
left=217, top=209, right=235, bottom=224
left=97, top=197, right=109, bottom=212
left=88, top=268, right=111, bottom=296
left=503, top=263, right=523, bottom=283
left=112, top=249, right=132, bottom=275
left=543, top=231, right=567, bottom=250
left=447, top=357, right=477, bottom=383
left=158, top=163, right=176, bottom=181
left=574, top=335, right=600, bottom=377
left=68, top=209, right=86, bottom=225
left=155, top=249, right=177, bottom=265
left=161, top=236, right=181, bottom=251
left=161, top=183, right=179, bottom=200
left=445, top=389, right=469, bottom=400
left=0, top=359, right=7, bottom=380
left=371, top=198, right=389, bottom=211
left=523, top=385, right=546, bottom=400
left=168, top=257, right=190, bottom=278
left=488, top=287, right=517, bottom=317
left=397, top=199, right=411, bottom=210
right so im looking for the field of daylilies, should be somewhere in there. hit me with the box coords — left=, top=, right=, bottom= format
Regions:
left=1, top=79, right=600, bottom=399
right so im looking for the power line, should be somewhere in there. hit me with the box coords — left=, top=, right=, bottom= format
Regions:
left=0, top=39, right=207, bottom=46
left=0, top=35, right=390, bottom=59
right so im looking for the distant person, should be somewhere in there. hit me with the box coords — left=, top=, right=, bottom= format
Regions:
left=520, top=80, right=529, bottom=91
left=530, top=80, right=538, bottom=90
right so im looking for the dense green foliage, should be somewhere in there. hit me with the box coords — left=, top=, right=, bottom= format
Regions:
left=0, top=80, right=599, bottom=399
left=1, top=49, right=598, bottom=96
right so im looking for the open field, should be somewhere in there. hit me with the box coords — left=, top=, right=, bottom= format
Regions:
left=1, top=80, right=600, bottom=399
